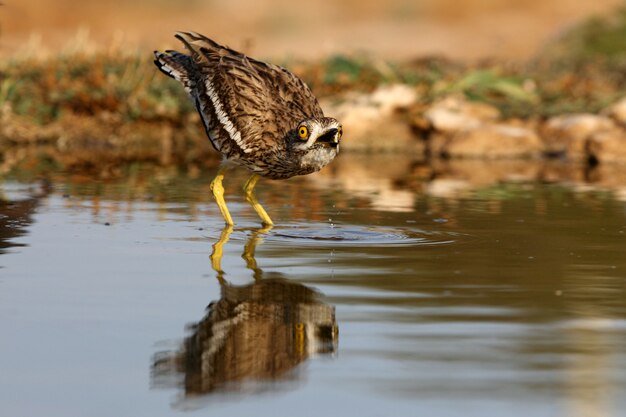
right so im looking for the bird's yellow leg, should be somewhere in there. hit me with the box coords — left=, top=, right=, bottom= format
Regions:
left=243, top=174, right=274, bottom=226
left=210, top=224, right=233, bottom=285
left=210, top=167, right=234, bottom=226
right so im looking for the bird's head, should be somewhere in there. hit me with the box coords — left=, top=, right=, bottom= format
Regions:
left=290, top=117, right=342, bottom=153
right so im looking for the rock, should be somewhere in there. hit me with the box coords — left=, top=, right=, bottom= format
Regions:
left=425, top=132, right=449, bottom=157
left=587, top=129, right=626, bottom=164
left=443, top=124, right=543, bottom=159
left=603, top=96, right=626, bottom=126
left=369, top=84, right=418, bottom=113
left=541, top=114, right=616, bottom=160
left=587, top=164, right=626, bottom=192
left=320, top=84, right=422, bottom=152
left=423, top=96, right=500, bottom=134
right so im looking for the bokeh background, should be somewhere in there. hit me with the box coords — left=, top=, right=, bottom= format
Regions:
left=2, top=0, right=626, bottom=172
left=1, top=0, right=623, bottom=60
left=2, top=4, right=626, bottom=416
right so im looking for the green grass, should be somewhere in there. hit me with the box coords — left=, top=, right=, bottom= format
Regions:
left=546, top=6, right=626, bottom=60
left=0, top=51, right=194, bottom=125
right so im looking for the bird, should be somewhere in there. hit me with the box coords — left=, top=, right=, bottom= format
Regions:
left=154, top=32, right=342, bottom=226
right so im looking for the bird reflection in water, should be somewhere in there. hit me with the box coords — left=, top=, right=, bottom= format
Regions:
left=0, top=182, right=50, bottom=257
left=152, top=225, right=338, bottom=399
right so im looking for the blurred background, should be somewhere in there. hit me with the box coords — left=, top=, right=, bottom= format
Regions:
left=1, top=0, right=623, bottom=60
left=2, top=3, right=626, bottom=416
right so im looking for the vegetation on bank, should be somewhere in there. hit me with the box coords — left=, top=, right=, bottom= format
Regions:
left=0, top=51, right=194, bottom=125
left=2, top=43, right=626, bottom=127
left=1, top=6, right=626, bottom=171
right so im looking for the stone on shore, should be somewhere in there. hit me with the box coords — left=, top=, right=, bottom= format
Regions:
left=423, top=96, right=500, bottom=134
left=541, top=114, right=616, bottom=160
left=587, top=129, right=626, bottom=164
left=604, top=96, right=626, bottom=126
left=443, top=124, right=543, bottom=159
left=320, top=84, right=421, bottom=152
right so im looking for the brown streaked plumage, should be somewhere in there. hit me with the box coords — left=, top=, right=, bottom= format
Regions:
left=154, top=32, right=342, bottom=225
left=151, top=278, right=338, bottom=397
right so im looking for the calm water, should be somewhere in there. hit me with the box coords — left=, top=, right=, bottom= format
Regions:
left=1, top=155, right=625, bottom=417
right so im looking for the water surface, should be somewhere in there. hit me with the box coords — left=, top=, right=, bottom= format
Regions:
left=1, top=156, right=625, bottom=417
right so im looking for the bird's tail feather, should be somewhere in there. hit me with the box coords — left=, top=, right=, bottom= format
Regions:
left=153, top=50, right=195, bottom=93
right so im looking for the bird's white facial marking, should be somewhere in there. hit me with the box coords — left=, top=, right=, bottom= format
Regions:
left=305, top=123, right=324, bottom=148
left=204, top=79, right=251, bottom=153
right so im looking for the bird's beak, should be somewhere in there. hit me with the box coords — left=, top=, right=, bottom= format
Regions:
left=316, top=128, right=340, bottom=148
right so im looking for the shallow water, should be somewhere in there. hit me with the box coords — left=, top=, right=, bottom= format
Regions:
left=1, top=156, right=625, bottom=417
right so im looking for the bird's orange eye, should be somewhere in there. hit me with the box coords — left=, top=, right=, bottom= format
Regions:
left=298, top=126, right=308, bottom=139
left=337, top=126, right=343, bottom=138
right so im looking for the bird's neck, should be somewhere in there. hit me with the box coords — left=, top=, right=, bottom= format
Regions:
left=294, top=147, right=336, bottom=175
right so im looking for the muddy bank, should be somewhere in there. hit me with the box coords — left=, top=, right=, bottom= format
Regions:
left=3, top=8, right=626, bottom=169
left=4, top=84, right=626, bottom=174
left=0, top=110, right=218, bottom=172
left=326, top=87, right=626, bottom=165
left=3, top=87, right=626, bottom=173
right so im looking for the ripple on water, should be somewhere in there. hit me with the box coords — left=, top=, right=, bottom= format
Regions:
left=265, top=224, right=458, bottom=247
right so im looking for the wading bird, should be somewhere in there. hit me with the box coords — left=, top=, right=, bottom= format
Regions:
left=154, top=32, right=342, bottom=226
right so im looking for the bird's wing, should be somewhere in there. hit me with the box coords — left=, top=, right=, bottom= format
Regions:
left=175, top=32, right=323, bottom=156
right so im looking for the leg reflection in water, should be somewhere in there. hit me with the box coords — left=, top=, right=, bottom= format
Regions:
left=209, top=224, right=272, bottom=283
left=152, top=225, right=338, bottom=401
